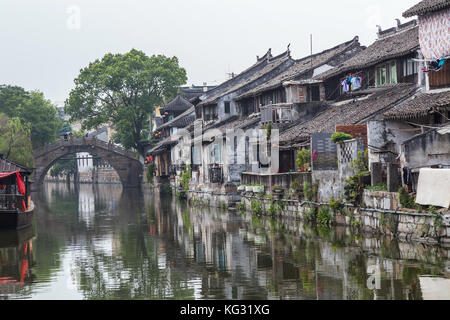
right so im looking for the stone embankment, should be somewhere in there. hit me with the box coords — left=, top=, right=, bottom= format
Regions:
left=238, top=191, right=450, bottom=246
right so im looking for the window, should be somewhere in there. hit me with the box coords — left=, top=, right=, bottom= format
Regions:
left=376, top=61, right=397, bottom=87
left=377, top=66, right=387, bottom=86
left=251, top=144, right=259, bottom=164
left=191, top=146, right=201, bottom=165
left=210, top=143, right=222, bottom=164
left=308, top=85, right=320, bottom=102
left=224, top=101, right=230, bottom=114
left=245, top=136, right=249, bottom=166
left=204, top=106, right=218, bottom=121
left=390, top=62, right=397, bottom=84
left=233, top=136, right=237, bottom=164
left=403, top=59, right=418, bottom=77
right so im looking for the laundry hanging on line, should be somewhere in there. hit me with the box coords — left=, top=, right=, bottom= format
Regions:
left=341, top=79, right=350, bottom=92
left=351, top=77, right=361, bottom=90
left=341, top=75, right=362, bottom=92
left=422, top=57, right=446, bottom=72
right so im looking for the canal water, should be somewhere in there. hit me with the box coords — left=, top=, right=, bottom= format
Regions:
left=0, top=182, right=449, bottom=300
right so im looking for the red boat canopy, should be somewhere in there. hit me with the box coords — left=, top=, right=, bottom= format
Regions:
left=0, top=172, right=17, bottom=179
left=0, top=171, right=26, bottom=195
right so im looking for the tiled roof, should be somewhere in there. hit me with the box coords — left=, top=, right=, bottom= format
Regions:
left=180, top=85, right=216, bottom=100
left=403, top=0, right=450, bottom=17
left=212, top=116, right=260, bottom=132
left=195, top=49, right=273, bottom=104
left=193, top=116, right=261, bottom=144
left=314, top=25, right=419, bottom=81
left=146, top=137, right=178, bottom=155
left=198, top=50, right=293, bottom=106
left=236, top=37, right=362, bottom=100
left=157, top=106, right=196, bottom=131
left=0, top=158, right=32, bottom=174
left=163, top=95, right=193, bottom=112
left=279, top=84, right=417, bottom=145
left=384, top=89, right=450, bottom=120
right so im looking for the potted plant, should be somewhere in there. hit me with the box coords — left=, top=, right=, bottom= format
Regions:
left=296, top=149, right=311, bottom=173
left=272, top=185, right=284, bottom=194
left=331, top=132, right=353, bottom=144
left=290, top=179, right=303, bottom=200
left=237, top=184, right=245, bottom=192
left=253, top=184, right=264, bottom=194
left=245, top=185, right=253, bottom=193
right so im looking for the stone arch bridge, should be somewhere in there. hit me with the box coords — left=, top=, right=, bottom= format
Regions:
left=32, top=137, right=143, bottom=189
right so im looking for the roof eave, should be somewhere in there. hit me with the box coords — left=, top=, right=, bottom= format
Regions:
left=403, top=2, right=450, bottom=18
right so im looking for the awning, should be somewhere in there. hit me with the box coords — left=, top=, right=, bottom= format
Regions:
left=437, top=124, right=450, bottom=135
left=0, top=172, right=19, bottom=180
left=0, top=171, right=26, bottom=195
left=415, top=168, right=450, bottom=208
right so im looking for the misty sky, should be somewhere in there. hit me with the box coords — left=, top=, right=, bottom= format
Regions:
left=0, top=0, right=419, bottom=104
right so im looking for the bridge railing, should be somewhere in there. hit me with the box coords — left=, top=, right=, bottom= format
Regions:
left=33, top=137, right=139, bottom=160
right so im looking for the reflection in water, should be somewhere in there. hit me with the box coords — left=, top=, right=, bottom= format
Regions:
left=0, top=182, right=448, bottom=300
left=0, top=227, right=35, bottom=298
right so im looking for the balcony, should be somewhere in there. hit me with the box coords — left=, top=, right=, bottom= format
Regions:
left=260, top=103, right=293, bottom=124
left=169, top=164, right=201, bottom=175
left=241, top=172, right=312, bottom=191
left=204, top=114, right=218, bottom=122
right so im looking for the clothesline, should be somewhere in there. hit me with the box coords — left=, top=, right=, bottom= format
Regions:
left=341, top=73, right=363, bottom=93
left=411, top=55, right=450, bottom=62
left=339, top=71, right=363, bottom=81
left=406, top=121, right=447, bottom=130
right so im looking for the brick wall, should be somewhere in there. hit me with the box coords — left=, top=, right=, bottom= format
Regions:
left=335, top=124, right=368, bottom=146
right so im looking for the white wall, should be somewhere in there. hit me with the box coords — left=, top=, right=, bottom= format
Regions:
left=77, top=152, right=93, bottom=173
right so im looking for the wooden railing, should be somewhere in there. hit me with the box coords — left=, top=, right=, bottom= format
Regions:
left=241, top=172, right=312, bottom=190
left=260, top=104, right=293, bottom=124
left=0, top=194, right=27, bottom=212
left=168, top=164, right=200, bottom=176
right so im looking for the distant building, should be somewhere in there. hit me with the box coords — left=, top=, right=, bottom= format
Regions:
left=152, top=84, right=216, bottom=133
left=180, top=84, right=216, bottom=102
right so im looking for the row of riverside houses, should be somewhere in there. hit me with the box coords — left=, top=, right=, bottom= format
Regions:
left=146, top=0, right=450, bottom=213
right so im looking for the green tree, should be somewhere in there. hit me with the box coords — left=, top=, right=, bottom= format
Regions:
left=0, top=85, right=29, bottom=112
left=22, top=91, right=63, bottom=148
left=0, top=113, right=34, bottom=167
left=65, top=49, right=187, bottom=156
left=0, top=85, right=63, bottom=148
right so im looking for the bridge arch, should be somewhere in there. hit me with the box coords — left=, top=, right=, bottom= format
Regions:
left=32, top=137, right=143, bottom=189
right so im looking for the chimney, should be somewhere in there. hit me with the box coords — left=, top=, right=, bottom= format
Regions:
left=376, top=25, right=382, bottom=38
left=395, top=19, right=401, bottom=29
left=203, top=82, right=208, bottom=92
